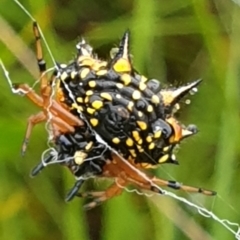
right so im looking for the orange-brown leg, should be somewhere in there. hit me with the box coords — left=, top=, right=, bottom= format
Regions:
left=32, top=23, right=86, bottom=128
left=33, top=22, right=52, bottom=109
left=109, top=153, right=216, bottom=196
left=22, top=110, right=75, bottom=155
left=13, top=83, right=81, bottom=154
left=77, top=178, right=126, bottom=210
left=119, top=167, right=216, bottom=196
left=119, top=168, right=216, bottom=196
left=22, top=111, right=47, bottom=155
left=14, top=83, right=83, bottom=127
left=107, top=154, right=165, bottom=194
left=151, top=177, right=216, bottom=196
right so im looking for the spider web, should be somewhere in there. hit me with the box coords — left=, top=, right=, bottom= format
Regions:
left=1, top=0, right=240, bottom=238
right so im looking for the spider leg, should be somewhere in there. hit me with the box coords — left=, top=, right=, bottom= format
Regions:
left=106, top=154, right=215, bottom=196
left=118, top=164, right=216, bottom=196
left=12, top=83, right=82, bottom=154
left=22, top=110, right=75, bottom=155
left=31, top=153, right=54, bottom=176
left=14, top=83, right=83, bottom=126
left=107, top=154, right=165, bottom=194
left=152, top=177, right=216, bottom=196
left=77, top=191, right=106, bottom=199
left=80, top=178, right=125, bottom=210
left=22, top=111, right=46, bottom=155
left=33, top=23, right=72, bottom=124
left=65, top=179, right=85, bottom=202
left=33, top=22, right=51, bottom=108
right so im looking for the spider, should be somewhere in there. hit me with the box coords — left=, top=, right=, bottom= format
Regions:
left=1, top=21, right=216, bottom=210
left=55, top=30, right=203, bottom=168
left=11, top=21, right=198, bottom=167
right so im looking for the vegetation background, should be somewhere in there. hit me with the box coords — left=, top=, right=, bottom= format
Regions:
left=1, top=0, right=240, bottom=239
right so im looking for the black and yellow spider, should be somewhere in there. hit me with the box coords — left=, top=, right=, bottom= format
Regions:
left=4, top=21, right=216, bottom=209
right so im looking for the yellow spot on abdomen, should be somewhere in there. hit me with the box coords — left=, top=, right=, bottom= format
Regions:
left=116, top=83, right=124, bottom=89
left=60, top=71, right=68, bottom=81
left=126, top=138, right=134, bottom=147
left=147, top=105, right=153, bottom=112
left=92, top=100, right=103, bottom=110
left=74, top=151, right=87, bottom=165
left=141, top=75, right=148, bottom=83
left=87, top=107, right=95, bottom=115
left=146, top=135, right=153, bottom=143
left=137, top=121, right=147, bottom=130
left=132, top=90, right=141, bottom=100
left=100, top=92, right=112, bottom=101
left=113, top=59, right=131, bottom=73
left=96, top=69, right=107, bottom=76
left=88, top=81, right=96, bottom=88
left=84, top=96, right=89, bottom=103
left=90, top=118, right=98, bottom=126
left=80, top=68, right=90, bottom=79
left=129, top=149, right=137, bottom=157
left=154, top=130, right=162, bottom=139
left=112, top=137, right=120, bottom=144
left=148, top=142, right=155, bottom=150
left=151, top=95, right=160, bottom=104
left=132, top=130, right=140, bottom=141
left=78, top=57, right=94, bottom=67
left=86, top=90, right=93, bottom=96
left=121, top=74, right=131, bottom=85
left=139, top=82, right=147, bottom=91
left=77, top=97, right=83, bottom=103
left=71, top=103, right=83, bottom=112
left=158, top=154, right=169, bottom=163
left=163, top=146, right=170, bottom=152
left=136, top=145, right=144, bottom=152
left=141, top=163, right=155, bottom=169
left=70, top=71, right=77, bottom=79
left=138, top=111, right=143, bottom=117
left=85, top=141, right=93, bottom=151
left=127, top=101, right=134, bottom=111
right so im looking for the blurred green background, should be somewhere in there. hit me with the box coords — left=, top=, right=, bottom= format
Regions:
left=1, top=0, right=240, bottom=239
